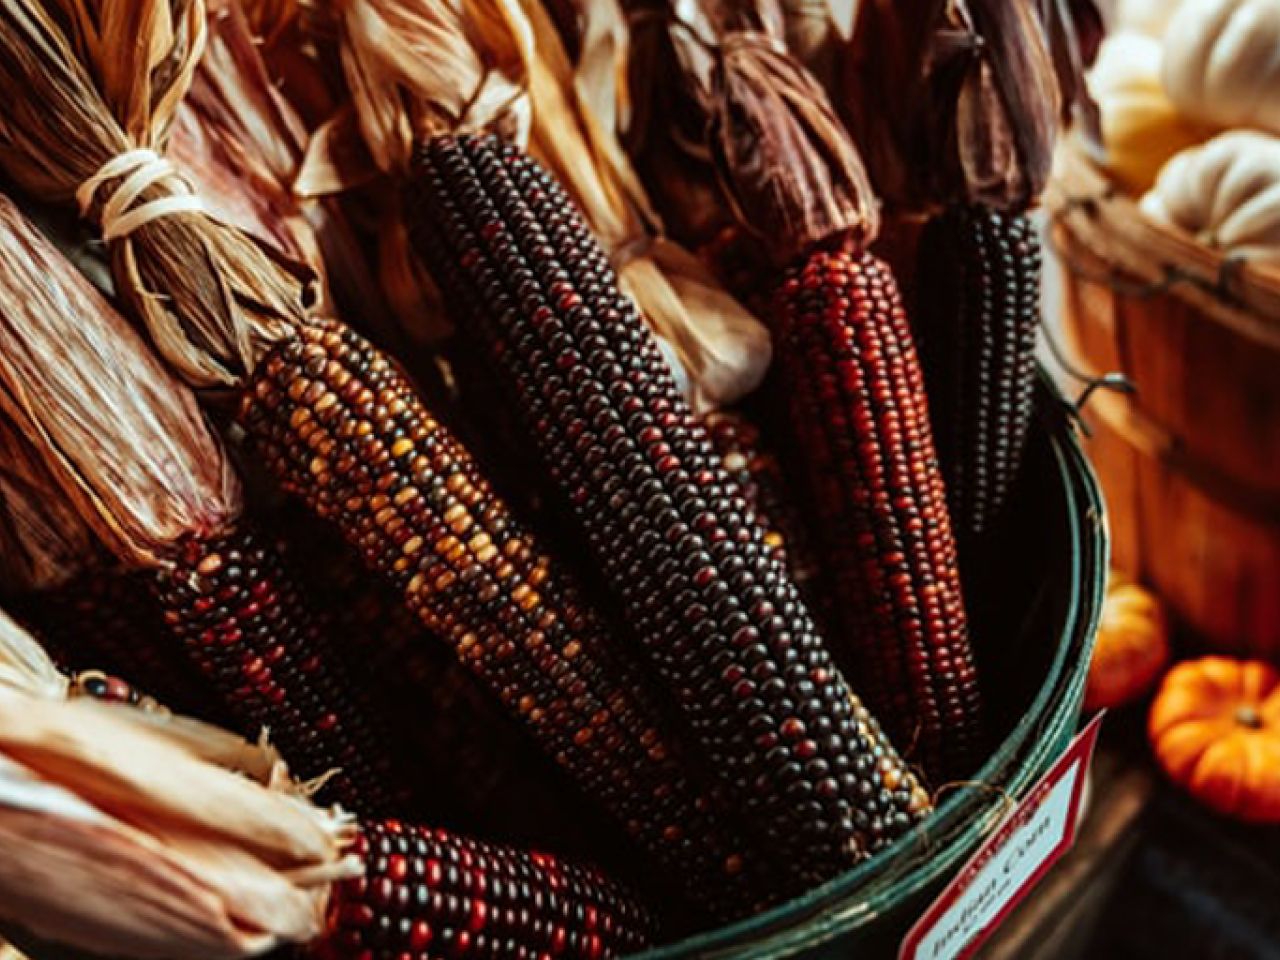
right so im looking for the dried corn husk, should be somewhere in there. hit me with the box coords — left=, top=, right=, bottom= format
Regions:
left=0, top=420, right=101, bottom=594
left=0, top=610, right=357, bottom=960
left=171, top=1, right=327, bottom=291
left=187, top=0, right=409, bottom=352
left=0, top=0, right=308, bottom=388
left=320, top=0, right=771, bottom=408
left=621, top=1, right=729, bottom=247
left=681, top=0, right=880, bottom=263
left=0, top=195, right=240, bottom=570
left=843, top=0, right=1072, bottom=212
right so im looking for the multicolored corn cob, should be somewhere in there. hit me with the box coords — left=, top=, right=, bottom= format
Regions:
left=313, top=820, right=655, bottom=960
left=915, top=205, right=1041, bottom=540
left=150, top=526, right=411, bottom=817
left=280, top=506, right=618, bottom=857
left=701, top=410, right=825, bottom=606
left=408, top=133, right=931, bottom=893
left=772, top=241, right=984, bottom=779
left=68, top=670, right=167, bottom=713
left=8, top=572, right=225, bottom=723
left=237, top=320, right=756, bottom=918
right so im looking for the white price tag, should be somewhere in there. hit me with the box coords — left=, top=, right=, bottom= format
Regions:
left=899, top=713, right=1104, bottom=960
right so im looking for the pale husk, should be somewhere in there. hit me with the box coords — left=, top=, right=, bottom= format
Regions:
left=0, top=682, right=358, bottom=960
left=0, top=195, right=241, bottom=570
left=0, top=419, right=102, bottom=593
left=0, top=608, right=69, bottom=701
left=336, top=0, right=532, bottom=177
left=171, top=0, right=328, bottom=293
left=0, top=0, right=309, bottom=388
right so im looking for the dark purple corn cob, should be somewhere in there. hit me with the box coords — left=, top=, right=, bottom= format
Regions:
left=280, top=507, right=622, bottom=858
left=9, top=571, right=224, bottom=722
left=915, top=205, right=1041, bottom=540
left=237, top=320, right=757, bottom=918
left=701, top=410, right=825, bottom=607
left=408, top=133, right=931, bottom=893
left=313, top=820, right=655, bottom=960
left=772, top=242, right=984, bottom=780
left=151, top=526, right=411, bottom=817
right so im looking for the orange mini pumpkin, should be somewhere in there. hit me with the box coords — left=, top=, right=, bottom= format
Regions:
left=1149, top=657, right=1280, bottom=823
left=1083, top=574, right=1170, bottom=711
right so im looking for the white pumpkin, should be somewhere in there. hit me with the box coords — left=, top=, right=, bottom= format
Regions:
left=1141, top=131, right=1280, bottom=260
left=1162, top=0, right=1280, bottom=135
left=1113, top=0, right=1185, bottom=35
left=1087, top=33, right=1211, bottom=194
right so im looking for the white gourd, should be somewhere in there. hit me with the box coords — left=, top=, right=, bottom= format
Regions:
left=1162, top=0, right=1280, bottom=135
left=1141, top=131, right=1280, bottom=260
left=1114, top=0, right=1185, bottom=36
left=1087, top=33, right=1211, bottom=194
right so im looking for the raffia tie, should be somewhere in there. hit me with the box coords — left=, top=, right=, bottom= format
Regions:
left=75, top=148, right=205, bottom=241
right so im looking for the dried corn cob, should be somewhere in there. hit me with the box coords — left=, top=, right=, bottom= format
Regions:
left=915, top=205, right=1040, bottom=540
left=238, top=319, right=757, bottom=918
left=151, top=526, right=408, bottom=816
left=8, top=572, right=224, bottom=723
left=281, top=507, right=619, bottom=857
left=701, top=410, right=825, bottom=605
left=313, top=820, right=655, bottom=960
left=67, top=670, right=167, bottom=712
left=409, top=133, right=931, bottom=892
left=0, top=196, right=415, bottom=821
left=772, top=242, right=983, bottom=778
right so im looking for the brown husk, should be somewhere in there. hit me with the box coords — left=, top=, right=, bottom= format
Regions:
left=704, top=1, right=880, bottom=264
left=0, top=195, right=240, bottom=570
left=843, top=0, right=1069, bottom=213
left=0, top=420, right=102, bottom=594
left=0, top=0, right=311, bottom=388
left=171, top=0, right=327, bottom=290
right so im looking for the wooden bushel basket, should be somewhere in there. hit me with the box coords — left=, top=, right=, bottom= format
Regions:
left=1047, top=143, right=1280, bottom=661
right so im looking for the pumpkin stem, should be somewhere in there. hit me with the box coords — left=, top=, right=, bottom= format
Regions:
left=1235, top=705, right=1262, bottom=729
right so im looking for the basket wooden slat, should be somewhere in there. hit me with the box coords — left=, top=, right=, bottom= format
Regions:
left=1049, top=142, right=1280, bottom=661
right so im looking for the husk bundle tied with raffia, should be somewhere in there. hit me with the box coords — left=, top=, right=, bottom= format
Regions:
left=0, top=0, right=311, bottom=389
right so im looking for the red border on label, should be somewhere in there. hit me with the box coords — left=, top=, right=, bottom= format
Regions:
left=899, top=712, right=1105, bottom=960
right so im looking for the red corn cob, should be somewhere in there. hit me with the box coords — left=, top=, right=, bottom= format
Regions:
left=408, top=133, right=931, bottom=894
left=237, top=320, right=758, bottom=918
left=151, top=526, right=412, bottom=817
left=313, top=820, right=655, bottom=960
left=915, top=205, right=1041, bottom=540
left=772, top=241, right=984, bottom=779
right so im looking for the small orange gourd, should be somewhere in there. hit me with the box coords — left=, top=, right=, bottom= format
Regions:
left=1149, top=657, right=1280, bottom=823
left=1083, top=574, right=1170, bottom=711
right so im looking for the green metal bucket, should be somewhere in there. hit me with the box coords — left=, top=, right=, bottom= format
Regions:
left=629, top=380, right=1110, bottom=960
